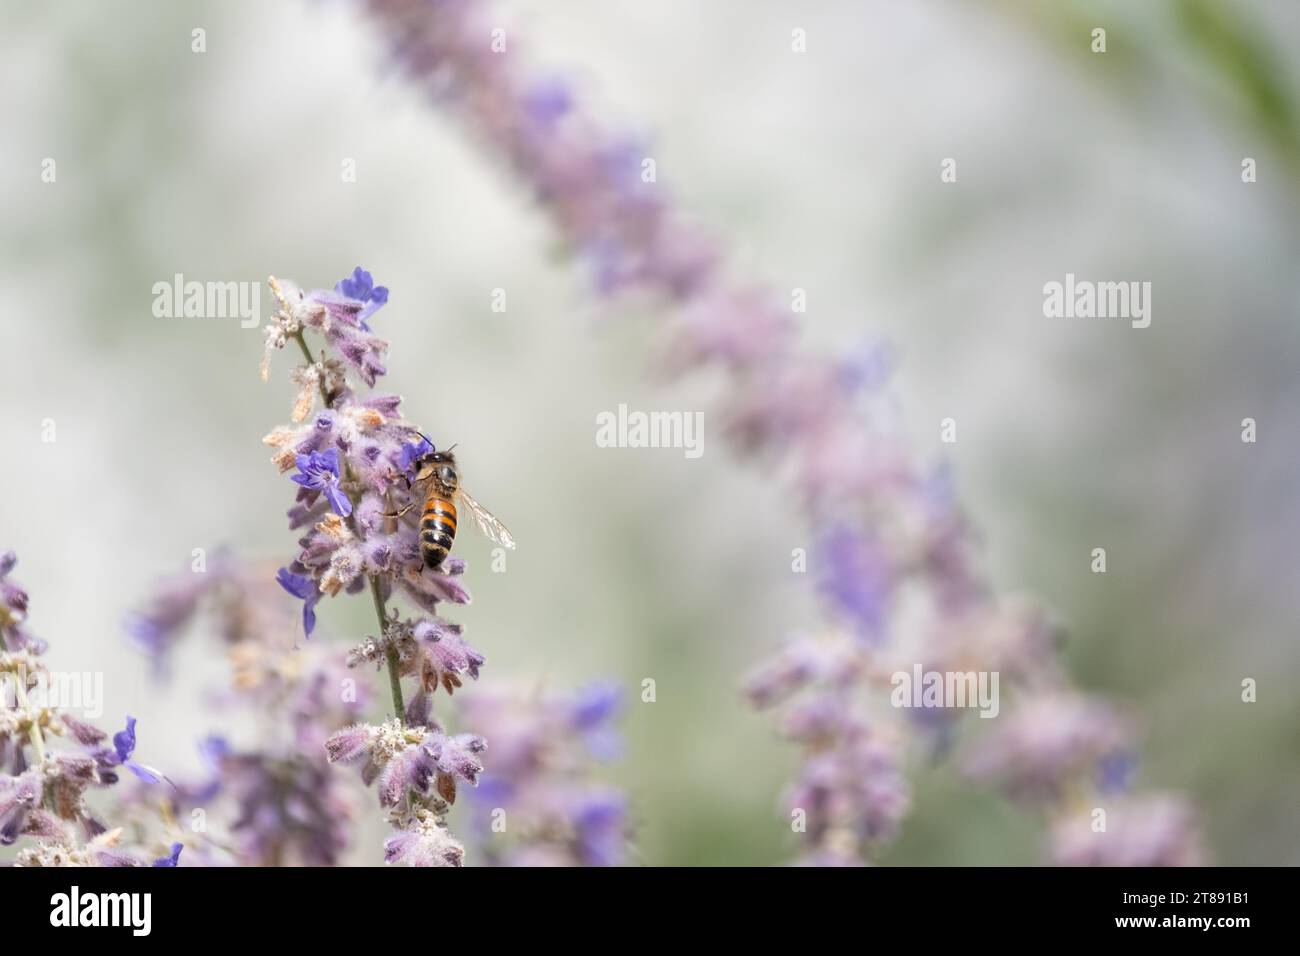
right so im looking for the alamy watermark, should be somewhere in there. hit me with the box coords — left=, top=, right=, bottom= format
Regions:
left=595, top=404, right=704, bottom=459
left=1043, top=273, right=1151, bottom=329
left=1, top=668, right=104, bottom=719
left=890, top=664, right=999, bottom=718
left=152, top=273, right=260, bottom=328
left=50, top=887, right=151, bottom=936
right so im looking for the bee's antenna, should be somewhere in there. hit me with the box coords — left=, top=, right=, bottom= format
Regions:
left=445, top=442, right=458, bottom=453
left=405, top=429, right=436, bottom=451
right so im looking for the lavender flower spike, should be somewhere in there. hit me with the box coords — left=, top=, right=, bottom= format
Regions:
left=458, top=684, right=631, bottom=866
left=1, top=553, right=176, bottom=866
left=259, top=271, right=509, bottom=863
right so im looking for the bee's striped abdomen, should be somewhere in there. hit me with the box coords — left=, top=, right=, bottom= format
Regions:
left=420, top=493, right=457, bottom=568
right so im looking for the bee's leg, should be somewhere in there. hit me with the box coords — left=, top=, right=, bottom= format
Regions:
left=381, top=504, right=414, bottom=518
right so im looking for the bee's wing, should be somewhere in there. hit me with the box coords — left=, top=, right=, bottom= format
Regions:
left=455, top=487, right=516, bottom=550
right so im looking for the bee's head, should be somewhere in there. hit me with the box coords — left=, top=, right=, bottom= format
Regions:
left=414, top=444, right=458, bottom=489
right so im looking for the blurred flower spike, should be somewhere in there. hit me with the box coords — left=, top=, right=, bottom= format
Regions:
left=356, top=0, right=1205, bottom=867
left=0, top=554, right=177, bottom=866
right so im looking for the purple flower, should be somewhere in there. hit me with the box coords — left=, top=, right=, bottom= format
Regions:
left=0, top=551, right=46, bottom=655
left=335, top=267, right=389, bottom=329
left=572, top=792, right=627, bottom=867
left=570, top=682, right=623, bottom=760
left=276, top=567, right=322, bottom=636
left=410, top=618, right=485, bottom=695
left=837, top=338, right=895, bottom=393
left=111, top=716, right=164, bottom=783
left=384, top=811, right=464, bottom=867
left=962, top=693, right=1131, bottom=802
left=1097, top=750, right=1138, bottom=794
left=399, top=436, right=434, bottom=476
left=570, top=682, right=622, bottom=729
left=326, top=719, right=483, bottom=812
left=459, top=685, right=629, bottom=865
left=199, top=735, right=231, bottom=766
left=324, top=724, right=373, bottom=764
left=523, top=77, right=573, bottom=128
left=1051, top=794, right=1205, bottom=866
left=152, top=842, right=183, bottom=867
left=291, top=448, right=352, bottom=517
left=816, top=525, right=891, bottom=642
left=122, top=558, right=230, bottom=673
left=784, top=730, right=910, bottom=859
left=219, top=751, right=356, bottom=866
left=0, top=772, right=41, bottom=845
left=377, top=744, right=437, bottom=807
left=59, top=714, right=107, bottom=747
left=110, top=718, right=137, bottom=763
left=438, top=734, right=487, bottom=786
left=179, top=736, right=229, bottom=804
left=125, top=616, right=165, bottom=659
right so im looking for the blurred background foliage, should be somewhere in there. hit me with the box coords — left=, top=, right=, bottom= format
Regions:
left=1, top=0, right=1297, bottom=864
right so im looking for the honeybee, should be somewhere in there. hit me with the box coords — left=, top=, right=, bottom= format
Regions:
left=394, top=440, right=515, bottom=569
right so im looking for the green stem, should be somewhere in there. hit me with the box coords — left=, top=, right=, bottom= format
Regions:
left=292, top=329, right=316, bottom=369
left=294, top=327, right=405, bottom=722
left=370, top=576, right=405, bottom=719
